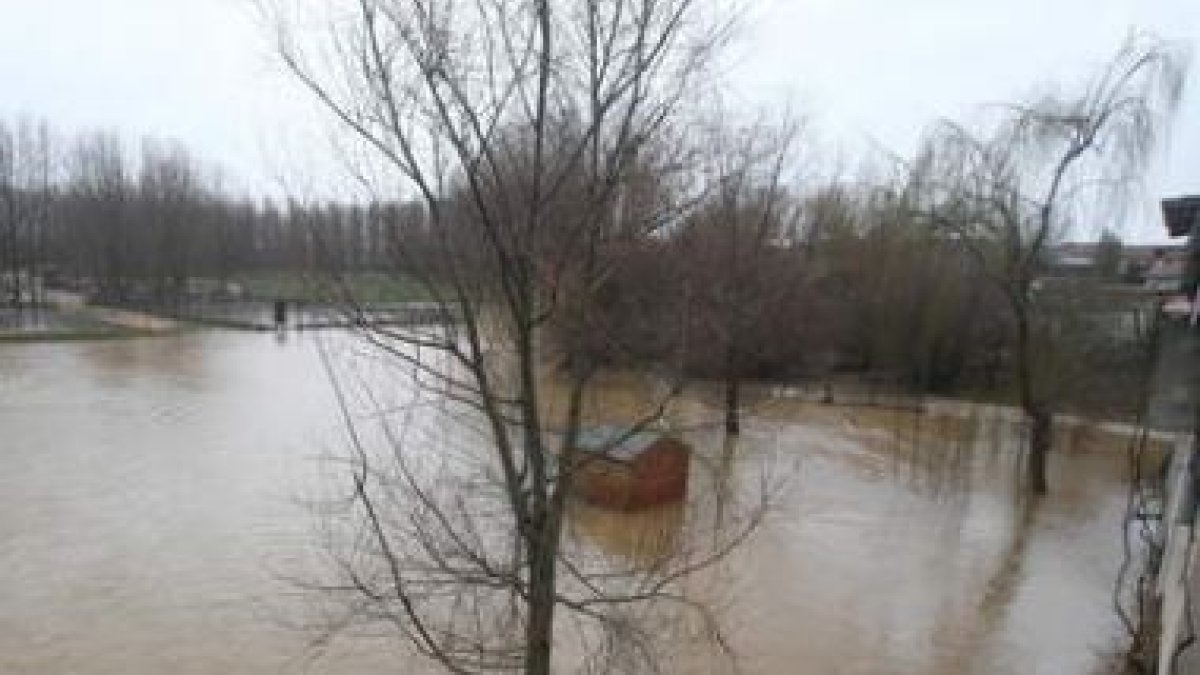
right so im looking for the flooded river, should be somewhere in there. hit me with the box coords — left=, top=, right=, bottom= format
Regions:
left=0, top=332, right=1142, bottom=674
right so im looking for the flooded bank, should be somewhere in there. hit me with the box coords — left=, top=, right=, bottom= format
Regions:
left=0, top=332, right=1153, bottom=673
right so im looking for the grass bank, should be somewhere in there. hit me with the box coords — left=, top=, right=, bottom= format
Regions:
left=233, top=271, right=433, bottom=303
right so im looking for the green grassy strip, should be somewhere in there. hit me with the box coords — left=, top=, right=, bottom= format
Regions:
left=233, top=271, right=434, bottom=302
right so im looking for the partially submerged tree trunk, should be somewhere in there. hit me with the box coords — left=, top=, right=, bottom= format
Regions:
left=724, top=370, right=740, bottom=435
left=1027, top=407, right=1051, bottom=496
left=1013, top=286, right=1051, bottom=495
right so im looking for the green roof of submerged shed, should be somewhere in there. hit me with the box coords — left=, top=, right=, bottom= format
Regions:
left=573, top=426, right=665, bottom=463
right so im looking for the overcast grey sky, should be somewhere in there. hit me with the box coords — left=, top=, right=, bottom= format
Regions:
left=0, top=0, right=1195, bottom=241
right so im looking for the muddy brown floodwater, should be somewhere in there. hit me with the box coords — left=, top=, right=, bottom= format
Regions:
left=0, top=332, right=1150, bottom=674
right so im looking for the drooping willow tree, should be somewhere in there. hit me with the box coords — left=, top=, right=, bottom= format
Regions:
left=907, top=35, right=1186, bottom=494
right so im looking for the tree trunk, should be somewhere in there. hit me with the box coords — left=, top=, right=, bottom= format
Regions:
left=1012, top=290, right=1050, bottom=496
left=516, top=260, right=558, bottom=675
left=724, top=375, right=740, bottom=435
left=524, top=520, right=558, bottom=675
left=1027, top=406, right=1051, bottom=496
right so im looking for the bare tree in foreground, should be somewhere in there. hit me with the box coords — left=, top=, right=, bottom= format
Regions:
left=907, top=35, right=1185, bottom=494
left=271, top=1, right=772, bottom=672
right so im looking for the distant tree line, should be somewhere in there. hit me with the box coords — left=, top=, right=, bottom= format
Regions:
left=0, top=109, right=1163, bottom=430
left=556, top=178, right=1007, bottom=396
left=558, top=163, right=1163, bottom=430
left=548, top=40, right=1178, bottom=436
left=0, top=118, right=421, bottom=309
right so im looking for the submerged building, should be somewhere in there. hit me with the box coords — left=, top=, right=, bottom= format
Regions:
left=570, top=427, right=690, bottom=511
